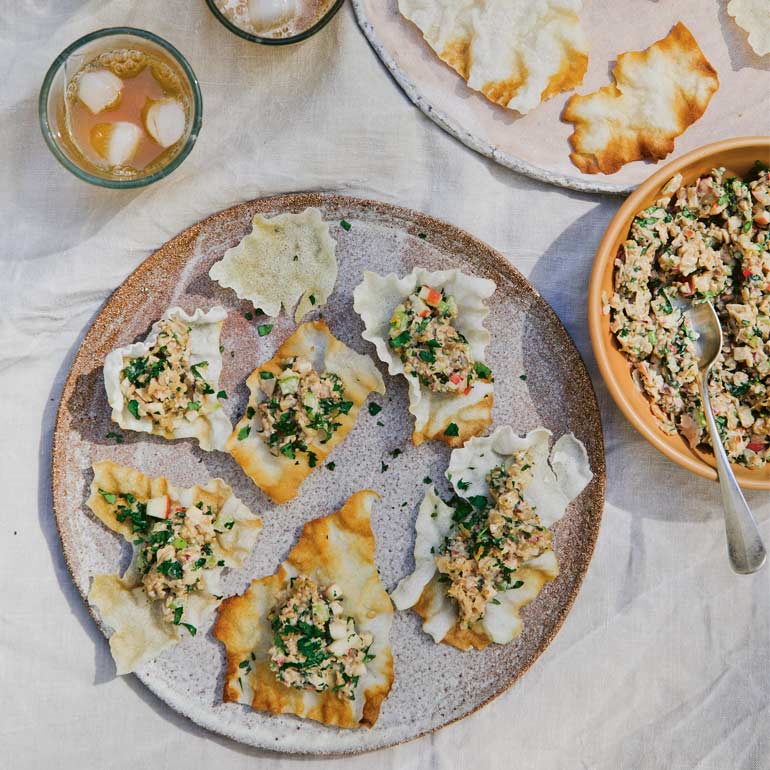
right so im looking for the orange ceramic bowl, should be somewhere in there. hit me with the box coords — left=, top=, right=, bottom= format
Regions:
left=589, top=136, right=770, bottom=490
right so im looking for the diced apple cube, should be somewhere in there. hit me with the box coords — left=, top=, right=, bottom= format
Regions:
left=146, top=495, right=170, bottom=519
left=143, top=99, right=186, bottom=148
left=248, top=0, right=298, bottom=31
left=90, top=121, right=142, bottom=166
left=77, top=69, right=123, bottom=114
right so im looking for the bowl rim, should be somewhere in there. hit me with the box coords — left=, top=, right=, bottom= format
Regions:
left=203, top=0, right=345, bottom=46
left=38, top=26, right=203, bottom=189
left=588, top=135, right=770, bottom=491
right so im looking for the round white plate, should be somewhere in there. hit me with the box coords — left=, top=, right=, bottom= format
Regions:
left=353, top=0, right=770, bottom=194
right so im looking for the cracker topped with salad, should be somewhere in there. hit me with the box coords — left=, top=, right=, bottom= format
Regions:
left=354, top=267, right=495, bottom=446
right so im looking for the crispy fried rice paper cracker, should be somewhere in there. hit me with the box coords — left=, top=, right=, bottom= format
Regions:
left=353, top=267, right=495, bottom=447
left=227, top=320, right=385, bottom=504
left=87, top=461, right=262, bottom=674
left=399, top=0, right=589, bottom=114
left=391, top=427, right=592, bottom=651
left=209, top=208, right=337, bottom=322
left=563, top=22, right=719, bottom=175
left=214, top=491, right=394, bottom=729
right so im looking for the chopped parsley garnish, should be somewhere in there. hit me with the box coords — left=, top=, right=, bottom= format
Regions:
left=237, top=425, right=251, bottom=441
left=106, top=431, right=123, bottom=444
left=127, top=399, right=140, bottom=419
left=368, top=402, right=382, bottom=416
left=473, top=362, right=492, bottom=379
left=519, top=374, right=528, bottom=381
left=260, top=371, right=275, bottom=379
left=217, top=390, right=227, bottom=400
left=309, top=294, right=316, bottom=305
left=244, top=312, right=253, bottom=320
left=257, top=324, right=273, bottom=337
left=444, top=422, right=459, bottom=437
left=187, top=401, right=201, bottom=411
left=326, top=462, right=336, bottom=470
left=340, top=219, right=352, bottom=231
left=97, top=488, right=117, bottom=505
left=423, top=476, right=432, bottom=484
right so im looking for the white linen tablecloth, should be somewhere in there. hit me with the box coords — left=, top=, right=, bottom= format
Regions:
left=1, top=3, right=767, bottom=769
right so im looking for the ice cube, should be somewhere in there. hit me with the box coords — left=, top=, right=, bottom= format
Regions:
left=143, top=99, right=186, bottom=148
left=90, top=122, right=142, bottom=166
left=248, top=0, right=298, bottom=31
left=77, top=69, right=123, bottom=114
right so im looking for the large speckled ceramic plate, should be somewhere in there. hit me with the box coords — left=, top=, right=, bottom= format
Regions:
left=352, top=0, right=770, bottom=194
left=52, top=193, right=605, bottom=754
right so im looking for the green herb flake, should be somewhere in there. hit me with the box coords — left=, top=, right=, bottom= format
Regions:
left=244, top=312, right=253, bottom=321
left=173, top=606, right=184, bottom=625
left=97, top=488, right=117, bottom=505
left=444, top=422, right=459, bottom=437
left=257, top=324, right=273, bottom=337
left=326, top=462, right=336, bottom=471
left=217, top=390, right=228, bottom=400
left=340, top=219, right=352, bottom=231
left=309, top=294, right=316, bottom=306
left=237, top=426, right=251, bottom=441
left=259, top=371, right=275, bottom=379
left=511, top=580, right=524, bottom=589
left=106, top=431, right=124, bottom=444
left=187, top=401, right=201, bottom=411
left=380, top=461, right=389, bottom=473
left=182, top=623, right=197, bottom=637
left=417, top=233, right=427, bottom=239
left=368, top=402, right=382, bottom=416
left=519, top=374, right=528, bottom=381
left=473, top=361, right=492, bottom=379
left=422, top=476, right=432, bottom=484
left=127, top=399, right=140, bottom=420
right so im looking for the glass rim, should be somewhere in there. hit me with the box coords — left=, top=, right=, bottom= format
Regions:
left=204, top=0, right=344, bottom=45
left=39, top=27, right=203, bottom=189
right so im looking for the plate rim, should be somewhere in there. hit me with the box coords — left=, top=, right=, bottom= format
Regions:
left=51, top=191, right=607, bottom=754
left=351, top=0, right=635, bottom=196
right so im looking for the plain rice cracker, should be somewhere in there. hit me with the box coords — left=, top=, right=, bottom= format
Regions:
left=562, top=22, right=719, bottom=175
left=398, top=0, right=589, bottom=115
left=209, top=207, right=337, bottom=322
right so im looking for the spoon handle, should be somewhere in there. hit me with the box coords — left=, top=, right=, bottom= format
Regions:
left=699, top=370, right=767, bottom=574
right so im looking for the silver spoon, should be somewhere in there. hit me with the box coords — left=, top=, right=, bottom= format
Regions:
left=684, top=300, right=767, bottom=574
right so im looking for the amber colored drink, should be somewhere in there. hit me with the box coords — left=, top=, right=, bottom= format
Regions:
left=59, top=47, right=193, bottom=179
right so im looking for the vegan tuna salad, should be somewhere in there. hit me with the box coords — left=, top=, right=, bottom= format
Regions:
left=247, top=355, right=352, bottom=464
left=119, top=316, right=215, bottom=430
left=435, top=450, right=551, bottom=628
left=97, top=488, right=229, bottom=635
left=607, top=166, right=770, bottom=469
left=267, top=576, right=374, bottom=700
left=388, top=284, right=492, bottom=394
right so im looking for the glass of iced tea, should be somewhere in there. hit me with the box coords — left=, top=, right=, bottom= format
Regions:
left=206, top=0, right=344, bottom=44
left=39, top=28, right=202, bottom=188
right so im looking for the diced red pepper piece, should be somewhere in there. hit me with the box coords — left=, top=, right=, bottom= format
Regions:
left=747, top=442, right=765, bottom=452
left=419, top=285, right=442, bottom=307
